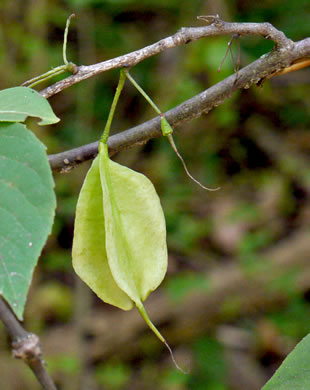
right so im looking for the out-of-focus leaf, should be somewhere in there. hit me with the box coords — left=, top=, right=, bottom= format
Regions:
left=165, top=273, right=210, bottom=303
left=96, top=362, right=131, bottom=389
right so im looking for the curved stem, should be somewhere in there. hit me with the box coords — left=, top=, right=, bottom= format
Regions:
left=22, top=14, right=77, bottom=89
left=167, top=134, right=220, bottom=191
left=101, top=69, right=127, bottom=144
left=136, top=302, right=187, bottom=373
left=63, top=14, right=75, bottom=65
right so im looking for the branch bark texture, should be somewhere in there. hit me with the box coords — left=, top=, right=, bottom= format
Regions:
left=45, top=16, right=310, bottom=172
left=0, top=297, right=58, bottom=390
left=41, top=16, right=293, bottom=99
left=48, top=46, right=303, bottom=171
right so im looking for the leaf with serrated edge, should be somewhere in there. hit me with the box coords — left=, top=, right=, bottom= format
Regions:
left=0, top=87, right=59, bottom=125
left=0, top=123, right=56, bottom=319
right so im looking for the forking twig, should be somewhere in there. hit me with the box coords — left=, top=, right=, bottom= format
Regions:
left=218, top=34, right=240, bottom=73
left=22, top=14, right=77, bottom=88
left=45, top=17, right=310, bottom=172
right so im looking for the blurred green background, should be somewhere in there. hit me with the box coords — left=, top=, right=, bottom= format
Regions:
left=1, top=0, right=310, bottom=389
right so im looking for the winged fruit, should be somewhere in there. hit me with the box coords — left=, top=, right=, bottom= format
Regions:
left=72, top=142, right=171, bottom=347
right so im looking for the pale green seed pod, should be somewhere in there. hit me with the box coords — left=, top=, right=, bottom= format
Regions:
left=72, top=143, right=187, bottom=371
left=72, top=142, right=167, bottom=318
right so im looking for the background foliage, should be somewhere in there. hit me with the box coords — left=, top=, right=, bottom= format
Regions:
left=1, top=0, right=310, bottom=389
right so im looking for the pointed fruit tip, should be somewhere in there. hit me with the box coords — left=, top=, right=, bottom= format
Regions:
left=136, top=304, right=188, bottom=373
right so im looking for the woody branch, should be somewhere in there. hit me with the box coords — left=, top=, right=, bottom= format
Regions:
left=42, top=16, right=310, bottom=171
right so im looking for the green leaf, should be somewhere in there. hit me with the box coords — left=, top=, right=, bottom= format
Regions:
left=0, top=87, right=60, bottom=125
left=0, top=123, right=56, bottom=319
left=262, top=333, right=310, bottom=390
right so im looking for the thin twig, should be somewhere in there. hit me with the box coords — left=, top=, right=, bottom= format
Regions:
left=45, top=18, right=310, bottom=171
left=0, top=297, right=58, bottom=390
left=48, top=29, right=310, bottom=172
left=40, top=16, right=294, bottom=99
